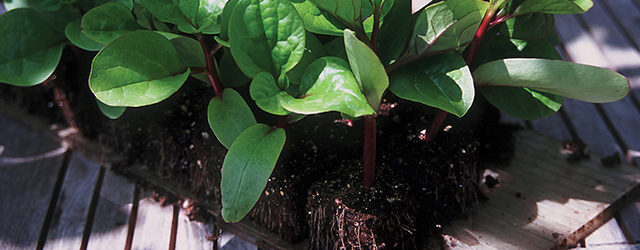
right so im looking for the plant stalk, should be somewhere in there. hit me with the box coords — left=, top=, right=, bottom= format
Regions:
left=197, top=34, right=224, bottom=96
left=363, top=115, right=376, bottom=189
left=426, top=3, right=501, bottom=142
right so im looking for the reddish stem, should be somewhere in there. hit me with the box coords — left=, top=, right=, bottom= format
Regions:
left=465, top=8, right=495, bottom=65
left=197, top=34, right=224, bottom=96
left=370, top=5, right=381, bottom=52
left=363, top=116, right=376, bottom=189
left=277, top=116, right=288, bottom=129
left=425, top=110, right=448, bottom=142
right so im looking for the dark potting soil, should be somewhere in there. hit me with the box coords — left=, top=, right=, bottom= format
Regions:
left=0, top=49, right=517, bottom=249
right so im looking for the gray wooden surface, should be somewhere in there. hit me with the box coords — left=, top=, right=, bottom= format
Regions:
left=2, top=0, right=640, bottom=249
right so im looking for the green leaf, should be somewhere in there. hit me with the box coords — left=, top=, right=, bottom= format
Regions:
left=81, top=2, right=144, bottom=44
left=96, top=98, right=126, bottom=119
left=310, top=0, right=361, bottom=28
left=291, top=0, right=347, bottom=36
left=140, top=0, right=225, bottom=34
left=480, top=87, right=563, bottom=120
left=473, top=58, right=630, bottom=103
left=219, top=47, right=251, bottom=87
left=89, top=30, right=190, bottom=107
left=377, top=0, right=411, bottom=66
left=280, top=57, right=376, bottom=117
left=407, top=0, right=488, bottom=56
left=79, top=0, right=134, bottom=11
left=229, top=0, right=306, bottom=78
left=500, top=13, right=554, bottom=40
left=512, top=0, right=593, bottom=16
left=221, top=123, right=286, bottom=223
left=219, top=0, right=239, bottom=41
left=65, top=18, right=104, bottom=51
left=344, top=29, right=389, bottom=111
left=208, top=88, right=257, bottom=149
left=0, top=8, right=65, bottom=86
left=167, top=35, right=206, bottom=68
left=286, top=32, right=327, bottom=86
left=473, top=32, right=561, bottom=67
left=250, top=72, right=291, bottom=115
left=27, top=0, right=65, bottom=11
left=389, top=52, right=474, bottom=117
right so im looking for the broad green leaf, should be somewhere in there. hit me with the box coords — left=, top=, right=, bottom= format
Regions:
left=286, top=32, right=327, bottom=86
left=65, top=18, right=104, bottom=51
left=344, top=29, right=389, bottom=111
left=168, top=35, right=206, bottom=68
left=250, top=72, right=291, bottom=115
left=377, top=0, right=411, bottom=66
left=291, top=0, right=347, bottom=36
left=89, top=30, right=190, bottom=107
left=27, top=0, right=64, bottom=11
left=0, top=8, right=65, bottom=86
left=310, top=0, right=362, bottom=28
left=407, top=0, right=487, bottom=56
left=81, top=2, right=144, bottom=44
left=140, top=0, right=225, bottom=34
left=512, top=0, right=592, bottom=16
left=473, top=33, right=561, bottom=67
left=389, top=52, right=474, bottom=117
left=473, top=58, right=630, bottom=103
left=219, top=47, right=251, bottom=87
left=480, top=86, right=563, bottom=120
left=280, top=57, right=376, bottom=117
left=80, top=0, right=134, bottom=11
left=133, top=3, right=154, bottom=29
left=500, top=13, right=554, bottom=40
left=221, top=123, right=286, bottom=223
left=40, top=5, right=81, bottom=34
left=219, top=0, right=239, bottom=40
left=323, top=36, right=348, bottom=62
left=96, top=98, right=126, bottom=119
left=208, top=88, right=257, bottom=149
left=229, top=0, right=306, bottom=78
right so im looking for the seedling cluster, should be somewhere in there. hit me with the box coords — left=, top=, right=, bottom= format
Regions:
left=0, top=0, right=629, bottom=223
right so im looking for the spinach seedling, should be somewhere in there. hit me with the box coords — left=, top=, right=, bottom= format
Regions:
left=0, top=0, right=629, bottom=224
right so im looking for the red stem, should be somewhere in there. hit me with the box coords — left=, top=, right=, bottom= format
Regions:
left=425, top=7, right=497, bottom=142
left=465, top=8, right=495, bottom=65
left=197, top=34, right=224, bottom=96
left=370, top=5, right=381, bottom=52
left=425, top=110, right=448, bottom=142
left=363, top=116, right=376, bottom=189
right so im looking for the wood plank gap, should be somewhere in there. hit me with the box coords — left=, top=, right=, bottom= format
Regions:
left=35, top=149, right=72, bottom=250
left=124, top=185, right=142, bottom=250
left=594, top=103, right=632, bottom=163
left=558, top=108, right=580, bottom=141
left=169, top=203, right=179, bottom=250
left=79, top=166, right=107, bottom=250
left=615, top=212, right=637, bottom=244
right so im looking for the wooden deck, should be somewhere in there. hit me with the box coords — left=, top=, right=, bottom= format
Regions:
left=2, top=0, right=640, bottom=249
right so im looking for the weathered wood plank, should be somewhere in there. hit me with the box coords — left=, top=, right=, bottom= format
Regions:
left=529, top=112, right=572, bottom=142
left=559, top=99, right=620, bottom=157
left=0, top=115, right=66, bottom=250
left=129, top=198, right=173, bottom=249
left=85, top=170, right=134, bottom=250
left=586, top=218, right=628, bottom=247
left=43, top=153, right=100, bottom=250
left=619, top=198, right=640, bottom=243
left=444, top=130, right=640, bottom=249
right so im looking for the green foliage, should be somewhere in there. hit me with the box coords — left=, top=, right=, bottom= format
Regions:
left=344, top=29, right=388, bottom=111
left=81, top=2, right=144, bottom=45
left=89, top=30, right=190, bottom=107
left=208, top=88, right=257, bottom=149
left=473, top=58, right=630, bottom=103
left=228, top=0, right=306, bottom=78
left=3, top=0, right=631, bottom=224
left=389, top=52, right=474, bottom=117
left=221, top=124, right=286, bottom=223
left=280, top=57, right=375, bottom=117
left=0, top=8, right=66, bottom=86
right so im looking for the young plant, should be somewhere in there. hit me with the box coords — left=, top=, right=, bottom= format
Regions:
left=0, top=0, right=629, bottom=225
